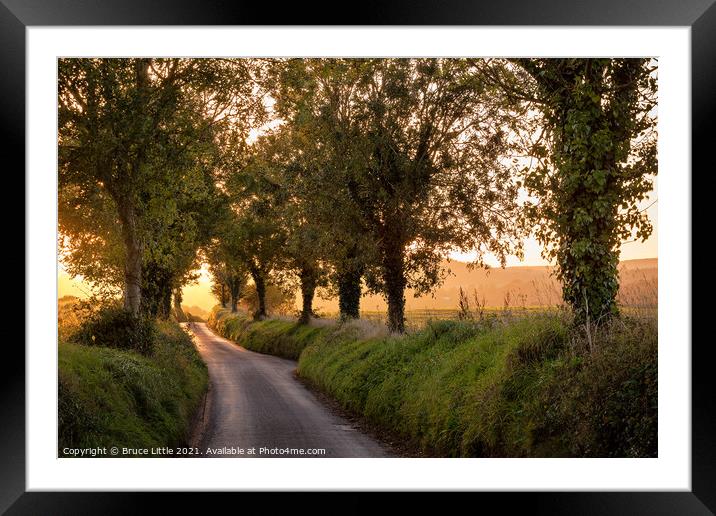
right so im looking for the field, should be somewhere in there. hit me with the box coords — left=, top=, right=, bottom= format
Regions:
left=315, top=260, right=658, bottom=332
left=360, top=307, right=554, bottom=332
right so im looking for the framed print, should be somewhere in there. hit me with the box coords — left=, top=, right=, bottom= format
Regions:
left=5, top=0, right=713, bottom=513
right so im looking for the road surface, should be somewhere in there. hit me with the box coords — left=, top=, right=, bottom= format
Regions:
left=186, top=323, right=389, bottom=458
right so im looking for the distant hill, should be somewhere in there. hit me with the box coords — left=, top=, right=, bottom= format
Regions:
left=182, top=305, right=210, bottom=320
left=60, top=259, right=657, bottom=315
left=312, top=258, right=657, bottom=313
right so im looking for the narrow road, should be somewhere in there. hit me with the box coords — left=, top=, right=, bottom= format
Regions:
left=186, top=323, right=389, bottom=458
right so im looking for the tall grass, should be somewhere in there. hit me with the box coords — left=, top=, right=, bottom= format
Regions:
left=58, top=300, right=209, bottom=455
left=58, top=295, right=92, bottom=342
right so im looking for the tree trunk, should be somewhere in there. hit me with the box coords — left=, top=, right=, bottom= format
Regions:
left=141, top=261, right=173, bottom=319
left=554, top=66, right=623, bottom=325
left=118, top=200, right=142, bottom=316
left=220, top=284, right=227, bottom=309
left=298, top=265, right=317, bottom=325
left=229, top=277, right=240, bottom=313
left=173, top=288, right=185, bottom=321
left=337, top=267, right=361, bottom=320
left=157, top=285, right=172, bottom=320
left=104, top=61, right=150, bottom=318
left=383, top=240, right=407, bottom=334
left=250, top=267, right=267, bottom=320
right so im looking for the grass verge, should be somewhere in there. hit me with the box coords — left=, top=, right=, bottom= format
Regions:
left=208, top=308, right=331, bottom=360
left=58, top=321, right=208, bottom=456
left=208, top=307, right=657, bottom=457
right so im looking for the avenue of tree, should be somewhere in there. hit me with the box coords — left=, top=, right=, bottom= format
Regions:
left=58, top=58, right=657, bottom=333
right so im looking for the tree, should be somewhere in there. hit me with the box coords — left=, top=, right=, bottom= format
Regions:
left=207, top=255, right=249, bottom=314
left=205, top=216, right=251, bottom=314
left=275, top=59, right=526, bottom=332
left=220, top=135, right=289, bottom=320
left=172, top=286, right=187, bottom=321
left=511, top=58, right=657, bottom=322
left=210, top=278, right=229, bottom=309
left=58, top=58, right=264, bottom=315
left=271, top=59, right=376, bottom=321
left=248, top=127, right=332, bottom=324
left=139, top=143, right=228, bottom=319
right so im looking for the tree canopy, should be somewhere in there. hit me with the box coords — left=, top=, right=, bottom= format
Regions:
left=58, top=58, right=265, bottom=315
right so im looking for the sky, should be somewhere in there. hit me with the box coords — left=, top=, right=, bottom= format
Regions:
left=452, top=179, right=658, bottom=265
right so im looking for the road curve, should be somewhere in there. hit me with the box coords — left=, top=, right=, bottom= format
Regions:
left=185, top=322, right=389, bottom=458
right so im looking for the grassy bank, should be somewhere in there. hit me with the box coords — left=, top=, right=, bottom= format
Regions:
left=58, top=320, right=208, bottom=455
left=209, top=307, right=657, bottom=457
left=209, top=308, right=330, bottom=360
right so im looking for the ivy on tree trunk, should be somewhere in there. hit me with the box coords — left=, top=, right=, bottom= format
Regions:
left=515, top=58, right=657, bottom=323
left=337, top=267, right=361, bottom=320
left=298, top=265, right=318, bottom=324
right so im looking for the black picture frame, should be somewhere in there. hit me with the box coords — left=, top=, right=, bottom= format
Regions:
left=4, top=1, right=711, bottom=513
